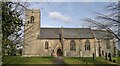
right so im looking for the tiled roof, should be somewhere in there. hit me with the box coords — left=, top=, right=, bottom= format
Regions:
left=92, top=30, right=114, bottom=39
left=39, top=28, right=95, bottom=39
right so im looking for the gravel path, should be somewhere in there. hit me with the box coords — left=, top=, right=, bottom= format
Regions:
left=53, top=56, right=64, bottom=64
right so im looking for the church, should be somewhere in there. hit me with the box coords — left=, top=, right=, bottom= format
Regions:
left=22, top=9, right=117, bottom=57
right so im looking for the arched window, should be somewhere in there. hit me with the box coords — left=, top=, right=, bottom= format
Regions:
left=30, top=16, right=34, bottom=23
left=70, top=40, right=76, bottom=51
left=85, top=39, right=90, bottom=50
left=45, top=41, right=49, bottom=49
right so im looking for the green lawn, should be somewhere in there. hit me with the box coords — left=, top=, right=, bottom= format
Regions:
left=63, top=57, right=117, bottom=64
left=113, top=57, right=120, bottom=65
left=2, top=56, right=119, bottom=65
left=3, top=56, right=54, bottom=64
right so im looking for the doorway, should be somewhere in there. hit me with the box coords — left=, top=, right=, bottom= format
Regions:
left=57, top=48, right=62, bottom=56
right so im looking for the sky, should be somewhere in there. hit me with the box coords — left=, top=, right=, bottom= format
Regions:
left=11, top=0, right=118, bottom=2
left=28, top=2, right=115, bottom=28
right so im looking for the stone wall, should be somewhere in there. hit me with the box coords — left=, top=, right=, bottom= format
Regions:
left=23, top=9, right=40, bottom=55
left=63, top=39, right=96, bottom=57
left=98, top=39, right=115, bottom=56
left=36, top=39, right=61, bottom=56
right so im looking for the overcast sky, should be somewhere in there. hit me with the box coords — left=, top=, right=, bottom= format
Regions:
left=28, top=2, right=115, bottom=28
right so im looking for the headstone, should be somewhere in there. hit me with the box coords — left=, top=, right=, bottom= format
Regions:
left=83, top=60, right=85, bottom=62
left=105, top=53, right=107, bottom=60
left=108, top=53, right=112, bottom=61
left=113, top=60, right=116, bottom=63
left=93, top=53, right=95, bottom=60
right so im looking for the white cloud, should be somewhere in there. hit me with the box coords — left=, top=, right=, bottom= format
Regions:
left=49, top=11, right=71, bottom=21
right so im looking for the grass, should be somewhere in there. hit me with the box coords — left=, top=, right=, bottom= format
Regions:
left=63, top=57, right=84, bottom=64
left=113, top=57, right=120, bottom=65
left=3, top=56, right=54, bottom=64
left=63, top=57, right=117, bottom=64
left=2, top=56, right=119, bottom=65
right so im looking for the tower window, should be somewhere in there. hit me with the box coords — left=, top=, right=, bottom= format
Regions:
left=70, top=40, right=76, bottom=51
left=45, top=41, right=49, bottom=49
left=85, top=39, right=90, bottom=50
left=30, top=16, right=34, bottom=23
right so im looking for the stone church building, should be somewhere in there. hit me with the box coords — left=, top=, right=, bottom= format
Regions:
left=22, top=9, right=117, bottom=57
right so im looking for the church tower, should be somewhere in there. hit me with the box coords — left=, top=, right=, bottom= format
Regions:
left=23, top=9, right=40, bottom=55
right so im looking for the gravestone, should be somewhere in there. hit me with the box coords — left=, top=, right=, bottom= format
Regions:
left=93, top=53, right=95, bottom=60
left=83, top=60, right=85, bottom=62
left=105, top=53, right=107, bottom=60
left=113, top=60, right=116, bottom=63
left=108, top=53, right=112, bottom=61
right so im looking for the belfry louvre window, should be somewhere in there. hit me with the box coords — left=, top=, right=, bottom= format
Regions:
left=85, top=39, right=90, bottom=50
left=45, top=41, right=49, bottom=49
left=70, top=40, right=76, bottom=51
left=30, top=16, right=34, bottom=23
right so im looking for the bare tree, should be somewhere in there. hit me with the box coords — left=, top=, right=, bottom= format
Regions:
left=83, top=2, right=120, bottom=49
